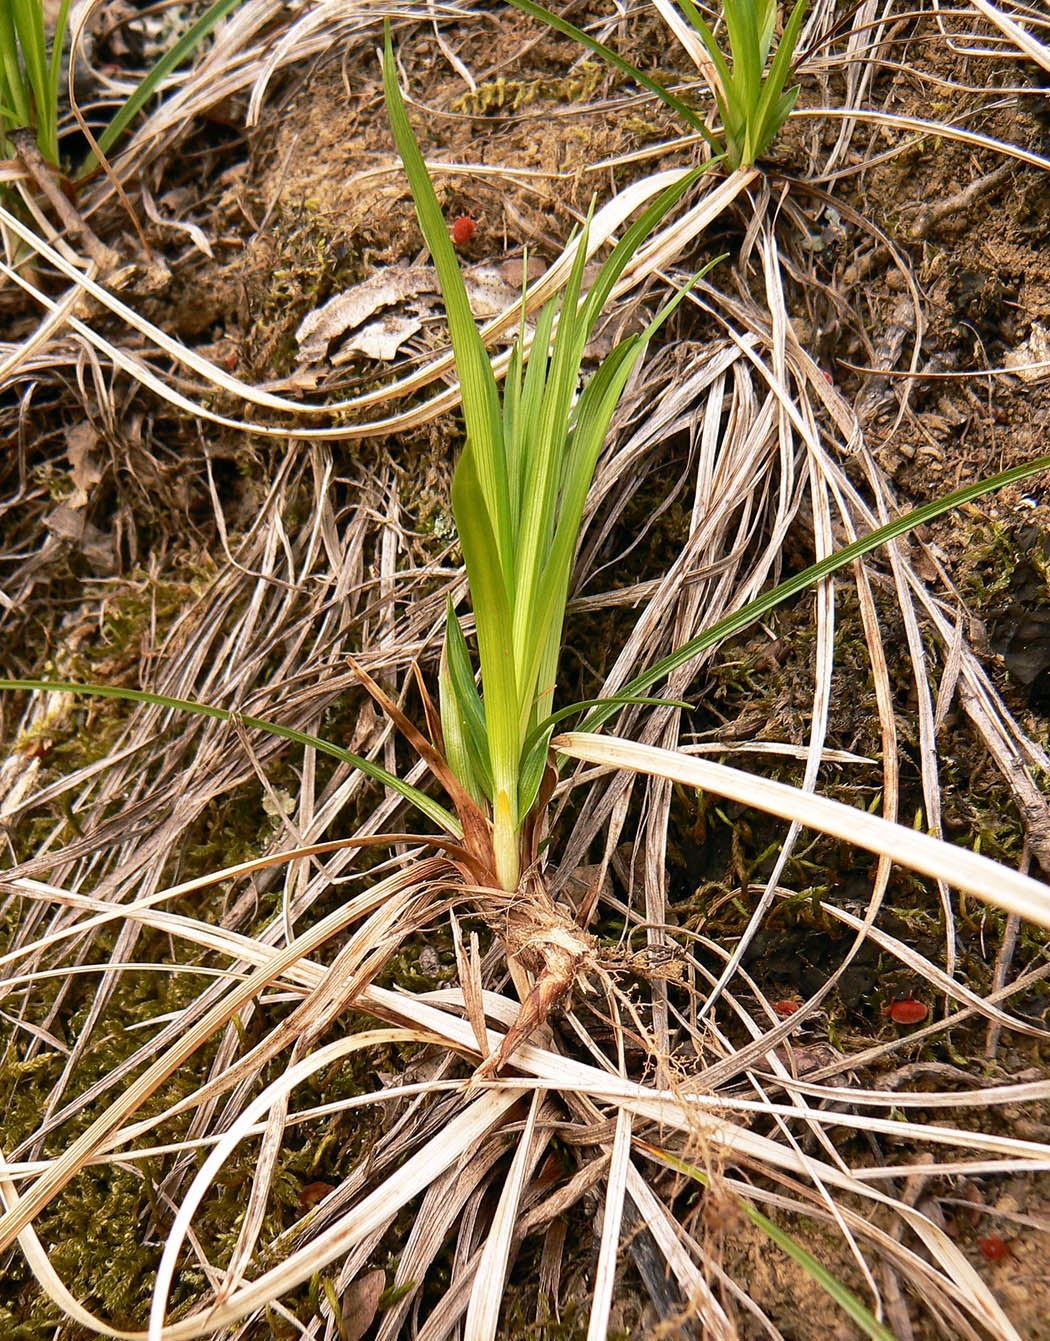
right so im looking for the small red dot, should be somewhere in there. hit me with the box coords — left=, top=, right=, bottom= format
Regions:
left=978, top=1235, right=1010, bottom=1262
left=772, top=1000, right=800, bottom=1017
left=888, top=997, right=928, bottom=1025
left=451, top=215, right=476, bottom=246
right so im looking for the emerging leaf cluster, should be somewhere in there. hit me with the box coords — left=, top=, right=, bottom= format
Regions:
left=505, top=0, right=808, bottom=172
left=0, top=0, right=70, bottom=166
left=680, top=0, right=809, bottom=170
left=383, top=26, right=707, bottom=890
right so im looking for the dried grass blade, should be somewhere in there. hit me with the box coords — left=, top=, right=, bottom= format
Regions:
left=464, top=1092, right=543, bottom=1340
left=451, top=913, right=490, bottom=1062
left=152, top=1090, right=520, bottom=1339
left=795, top=106, right=1050, bottom=170
left=971, top=0, right=1050, bottom=71
left=0, top=862, right=440, bottom=1253
left=585, top=1108, right=631, bottom=1341
left=553, top=734, right=1050, bottom=928
left=624, top=1163, right=735, bottom=1339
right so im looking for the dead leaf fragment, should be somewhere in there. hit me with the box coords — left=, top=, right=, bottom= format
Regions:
left=45, top=504, right=116, bottom=573
left=64, top=423, right=102, bottom=508
left=342, top=1269, right=385, bottom=1341
left=331, top=314, right=423, bottom=364
left=499, top=254, right=548, bottom=289
left=463, top=264, right=519, bottom=319
left=1004, top=323, right=1050, bottom=384
left=296, top=265, right=433, bottom=363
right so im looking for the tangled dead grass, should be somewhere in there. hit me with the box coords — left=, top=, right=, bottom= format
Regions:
left=2, top=1, right=1050, bottom=1337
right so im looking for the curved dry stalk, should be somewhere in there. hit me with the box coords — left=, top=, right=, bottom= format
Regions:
left=969, top=0, right=1050, bottom=69
left=553, top=732, right=1050, bottom=930
left=9, top=941, right=1043, bottom=1338
left=0, top=857, right=452, bottom=1251
left=5, top=0, right=1044, bottom=450
left=0, top=168, right=756, bottom=435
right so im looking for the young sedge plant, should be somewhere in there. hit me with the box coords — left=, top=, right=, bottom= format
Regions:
left=4, top=454, right=1050, bottom=1337
left=5, top=440, right=1050, bottom=879
left=677, top=0, right=810, bottom=170
left=0, top=0, right=244, bottom=177
left=507, top=0, right=809, bottom=170
left=0, top=0, right=70, bottom=167
left=382, top=23, right=717, bottom=891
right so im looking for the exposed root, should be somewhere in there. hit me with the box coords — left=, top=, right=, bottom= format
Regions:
left=474, top=871, right=597, bottom=1081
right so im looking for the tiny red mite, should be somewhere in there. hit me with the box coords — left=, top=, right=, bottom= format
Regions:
left=298, top=1181, right=334, bottom=1209
left=451, top=214, right=475, bottom=246
left=888, top=996, right=928, bottom=1025
left=772, top=1000, right=800, bottom=1017
left=978, top=1234, right=1010, bottom=1262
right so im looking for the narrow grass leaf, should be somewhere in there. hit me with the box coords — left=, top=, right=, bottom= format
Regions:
left=754, top=0, right=808, bottom=151
left=11, top=3, right=46, bottom=112
left=451, top=445, right=521, bottom=886
left=679, top=0, right=735, bottom=108
left=45, top=0, right=71, bottom=146
left=0, top=679, right=461, bottom=837
left=0, top=9, right=31, bottom=131
left=382, top=25, right=510, bottom=565
left=519, top=333, right=646, bottom=730
left=83, top=0, right=246, bottom=174
left=637, top=1141, right=895, bottom=1341
left=11, top=0, right=52, bottom=160
left=441, top=599, right=493, bottom=800
left=514, top=299, right=557, bottom=524
left=502, top=339, right=524, bottom=529
left=503, top=0, right=710, bottom=137
left=582, top=450, right=1050, bottom=731
left=511, top=222, right=593, bottom=683
left=439, top=649, right=482, bottom=807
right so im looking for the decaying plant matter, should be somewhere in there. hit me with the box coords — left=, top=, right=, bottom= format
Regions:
left=3, top=2, right=1050, bottom=1339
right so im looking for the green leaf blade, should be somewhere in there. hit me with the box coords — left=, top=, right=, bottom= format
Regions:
left=504, top=0, right=710, bottom=137
left=383, top=25, right=512, bottom=574
left=638, top=1142, right=895, bottom=1341
left=451, top=443, right=521, bottom=827
left=581, top=450, right=1050, bottom=735
left=0, top=679, right=463, bottom=838
left=83, top=0, right=246, bottom=175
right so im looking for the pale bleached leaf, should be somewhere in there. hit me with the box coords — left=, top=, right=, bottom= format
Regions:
left=553, top=732, right=1050, bottom=929
left=296, top=265, right=434, bottom=363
